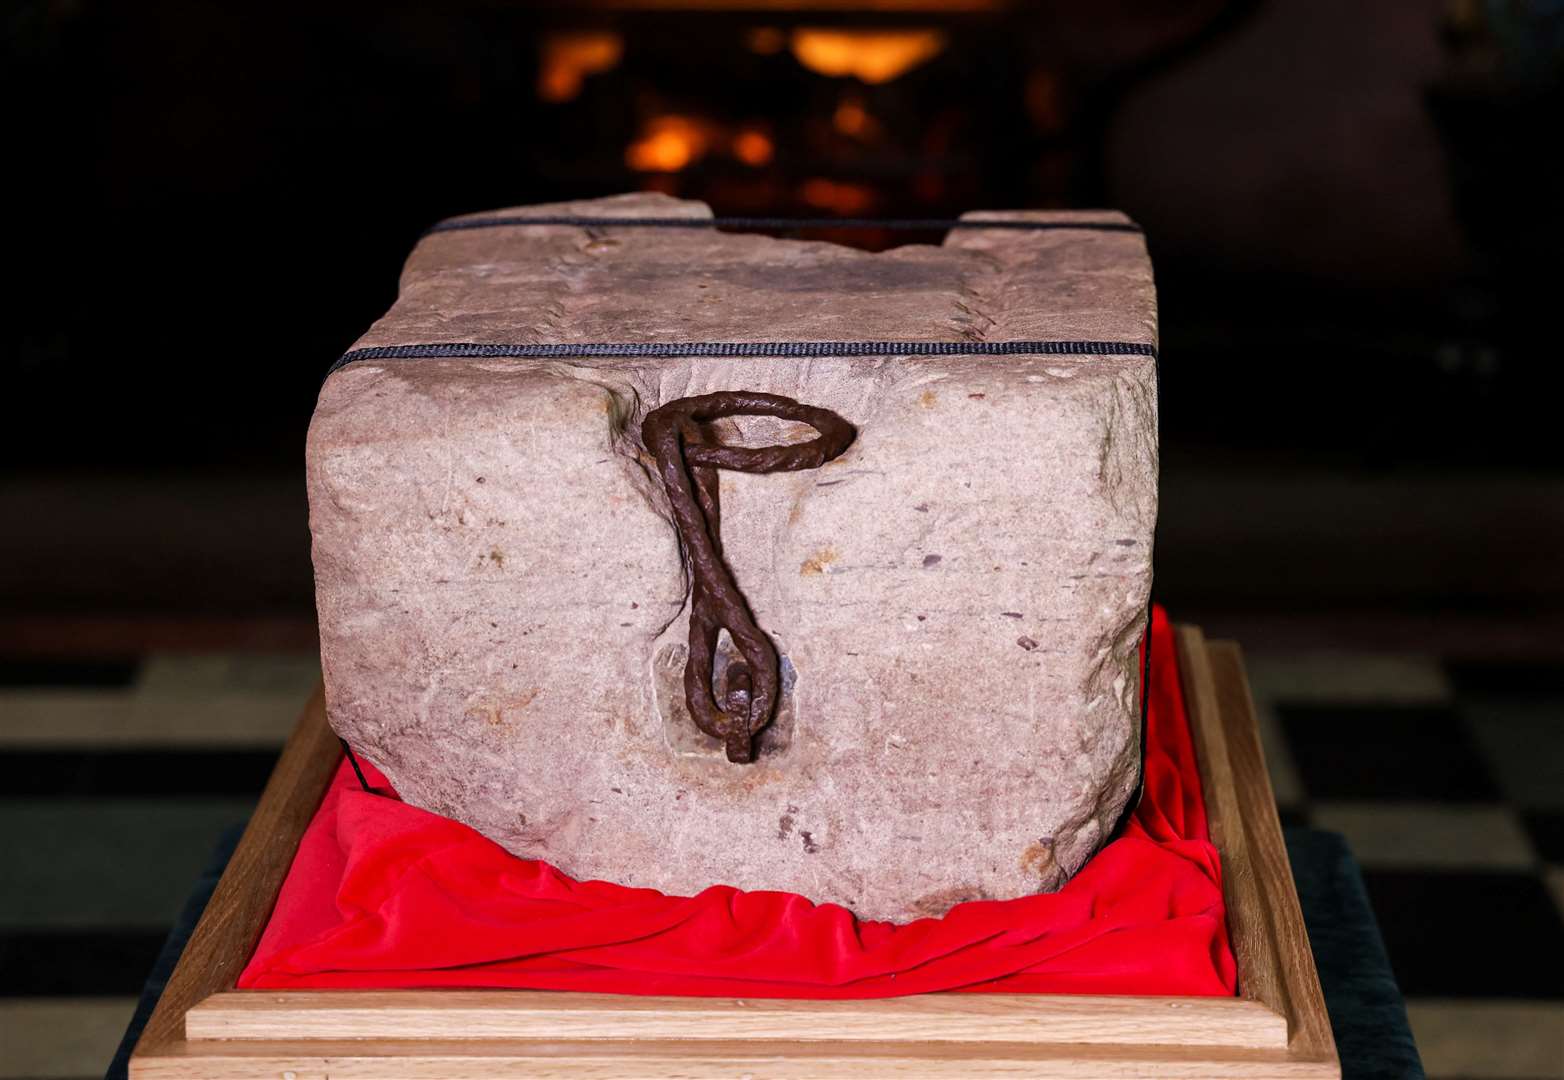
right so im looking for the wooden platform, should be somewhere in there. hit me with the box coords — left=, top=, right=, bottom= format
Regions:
left=128, top=627, right=1341, bottom=1078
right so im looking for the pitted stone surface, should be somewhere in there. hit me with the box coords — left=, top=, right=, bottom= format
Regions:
left=308, top=192, right=1158, bottom=923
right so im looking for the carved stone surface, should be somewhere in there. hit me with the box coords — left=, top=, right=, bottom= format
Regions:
left=308, top=192, right=1158, bottom=923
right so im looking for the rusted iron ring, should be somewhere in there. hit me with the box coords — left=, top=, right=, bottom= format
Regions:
left=642, top=392, right=854, bottom=763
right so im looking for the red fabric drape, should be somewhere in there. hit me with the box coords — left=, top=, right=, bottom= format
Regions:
left=240, top=606, right=1235, bottom=997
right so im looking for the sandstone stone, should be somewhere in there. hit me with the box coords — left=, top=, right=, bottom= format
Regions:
left=307, top=192, right=1158, bottom=923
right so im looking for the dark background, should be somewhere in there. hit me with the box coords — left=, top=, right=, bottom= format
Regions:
left=6, top=7, right=1564, bottom=1075
left=4, top=0, right=1563, bottom=654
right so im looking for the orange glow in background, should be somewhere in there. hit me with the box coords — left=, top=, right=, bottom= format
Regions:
left=732, top=128, right=774, bottom=167
left=626, top=115, right=715, bottom=172
left=745, top=26, right=786, bottom=55
left=800, top=178, right=876, bottom=215
left=790, top=29, right=945, bottom=85
left=832, top=94, right=878, bottom=139
left=537, top=32, right=623, bottom=104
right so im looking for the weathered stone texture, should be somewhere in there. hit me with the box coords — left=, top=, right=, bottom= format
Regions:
left=308, top=192, right=1158, bottom=923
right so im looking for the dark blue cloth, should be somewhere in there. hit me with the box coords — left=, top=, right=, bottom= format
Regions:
left=1286, top=828, right=1425, bottom=1079
left=105, top=824, right=244, bottom=1080
left=107, top=826, right=1423, bottom=1079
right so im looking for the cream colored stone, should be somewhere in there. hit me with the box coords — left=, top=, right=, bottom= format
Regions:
left=308, top=193, right=1158, bottom=922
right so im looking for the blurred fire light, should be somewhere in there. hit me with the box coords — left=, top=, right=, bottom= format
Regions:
left=732, top=128, right=774, bottom=167
left=791, top=29, right=945, bottom=84
left=800, top=178, right=876, bottom=215
left=832, top=94, right=878, bottom=139
left=746, top=26, right=786, bottom=55
left=626, top=115, right=713, bottom=173
left=538, top=32, right=623, bottom=103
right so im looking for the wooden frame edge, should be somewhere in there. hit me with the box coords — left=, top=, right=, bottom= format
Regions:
left=1207, top=639, right=1338, bottom=1066
left=129, top=627, right=1341, bottom=1078
left=186, top=988, right=1286, bottom=1048
left=1177, top=627, right=1338, bottom=1072
left=130, top=1037, right=1336, bottom=1080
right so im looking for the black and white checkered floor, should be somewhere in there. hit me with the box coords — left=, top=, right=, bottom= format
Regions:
left=1, top=635, right=1560, bottom=1078
left=1250, top=651, right=1564, bottom=1077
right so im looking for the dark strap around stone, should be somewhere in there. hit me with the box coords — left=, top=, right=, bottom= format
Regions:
left=426, top=215, right=1143, bottom=236
left=329, top=339, right=1156, bottom=378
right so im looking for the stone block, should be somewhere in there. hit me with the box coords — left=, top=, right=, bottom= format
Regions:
left=308, top=193, right=1158, bottom=922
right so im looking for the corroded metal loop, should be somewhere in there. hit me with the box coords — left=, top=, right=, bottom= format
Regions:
left=642, top=392, right=855, bottom=763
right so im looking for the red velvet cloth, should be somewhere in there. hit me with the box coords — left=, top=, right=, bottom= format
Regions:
left=239, top=607, right=1234, bottom=997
